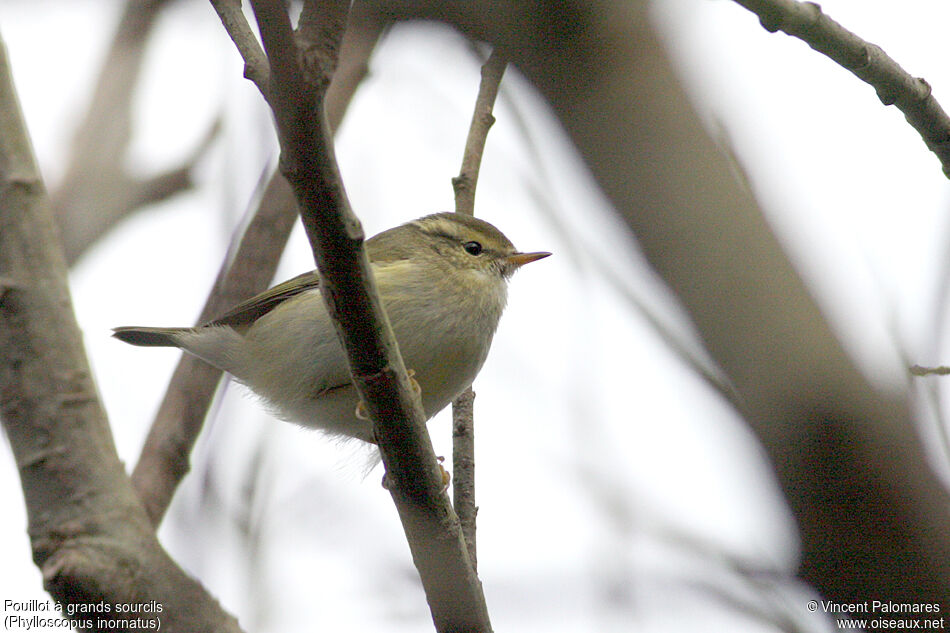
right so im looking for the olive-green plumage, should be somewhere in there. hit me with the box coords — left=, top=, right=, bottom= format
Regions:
left=113, top=213, right=549, bottom=442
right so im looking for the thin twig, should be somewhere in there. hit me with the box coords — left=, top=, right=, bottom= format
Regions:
left=910, top=365, right=950, bottom=376
left=917, top=178, right=950, bottom=473
left=904, top=348, right=950, bottom=486
left=451, top=48, right=507, bottom=570
left=248, top=1, right=491, bottom=630
left=452, top=50, right=507, bottom=216
left=732, top=0, right=950, bottom=177
left=210, top=0, right=270, bottom=99
left=451, top=387, right=478, bottom=566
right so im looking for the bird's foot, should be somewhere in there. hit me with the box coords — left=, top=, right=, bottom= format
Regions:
left=355, top=399, right=370, bottom=421
left=437, top=455, right=450, bottom=491
left=406, top=368, right=422, bottom=396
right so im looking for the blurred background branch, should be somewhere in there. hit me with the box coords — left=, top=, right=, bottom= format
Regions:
left=210, top=0, right=271, bottom=99
left=5, top=0, right=950, bottom=630
left=131, top=0, right=388, bottom=529
left=51, top=0, right=219, bottom=265
left=375, top=0, right=950, bottom=615
left=0, top=26, right=246, bottom=633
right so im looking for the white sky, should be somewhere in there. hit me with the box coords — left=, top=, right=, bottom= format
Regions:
left=2, top=1, right=949, bottom=632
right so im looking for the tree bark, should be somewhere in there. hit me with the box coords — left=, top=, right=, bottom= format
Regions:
left=0, top=30, right=245, bottom=633
left=376, top=0, right=950, bottom=613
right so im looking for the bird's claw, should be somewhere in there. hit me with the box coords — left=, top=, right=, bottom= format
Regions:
left=437, top=455, right=450, bottom=491
left=355, top=400, right=370, bottom=421
left=407, top=368, right=422, bottom=396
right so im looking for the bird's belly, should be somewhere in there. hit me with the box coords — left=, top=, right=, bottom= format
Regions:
left=399, top=328, right=487, bottom=418
left=273, top=382, right=377, bottom=442
left=239, top=283, right=496, bottom=440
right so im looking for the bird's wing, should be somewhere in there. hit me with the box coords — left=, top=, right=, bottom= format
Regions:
left=208, top=270, right=321, bottom=331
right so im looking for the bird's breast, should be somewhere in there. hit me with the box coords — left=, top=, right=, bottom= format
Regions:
left=380, top=265, right=508, bottom=416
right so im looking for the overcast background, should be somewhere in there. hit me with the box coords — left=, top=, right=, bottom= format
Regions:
left=2, top=1, right=949, bottom=631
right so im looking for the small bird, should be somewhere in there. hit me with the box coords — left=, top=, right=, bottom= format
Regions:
left=114, top=213, right=550, bottom=443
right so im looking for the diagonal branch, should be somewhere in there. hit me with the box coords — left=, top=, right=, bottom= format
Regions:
left=131, top=171, right=298, bottom=526
left=451, top=48, right=507, bottom=570
left=210, top=0, right=270, bottom=98
left=52, top=0, right=218, bottom=265
left=0, top=29, right=245, bottom=633
left=731, top=0, right=950, bottom=177
left=370, top=0, right=950, bottom=617
left=247, top=0, right=491, bottom=630
left=131, top=0, right=386, bottom=527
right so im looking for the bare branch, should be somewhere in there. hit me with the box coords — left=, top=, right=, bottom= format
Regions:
left=210, top=0, right=270, bottom=98
left=131, top=3, right=386, bottom=527
left=450, top=48, right=507, bottom=570
left=731, top=0, right=950, bottom=178
left=325, top=0, right=389, bottom=131
left=451, top=387, right=478, bottom=567
left=910, top=365, right=950, bottom=376
left=372, top=0, right=950, bottom=615
left=137, top=115, right=223, bottom=207
left=452, top=50, right=506, bottom=216
left=52, top=0, right=216, bottom=265
left=131, top=172, right=298, bottom=526
left=247, top=0, right=491, bottom=629
left=0, top=30, right=244, bottom=633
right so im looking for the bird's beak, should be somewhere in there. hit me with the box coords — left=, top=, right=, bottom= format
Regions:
left=506, top=251, right=552, bottom=268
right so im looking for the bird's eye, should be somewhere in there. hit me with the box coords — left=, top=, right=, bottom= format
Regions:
left=463, top=241, right=483, bottom=256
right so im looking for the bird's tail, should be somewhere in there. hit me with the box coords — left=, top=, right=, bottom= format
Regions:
left=112, top=326, right=188, bottom=347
